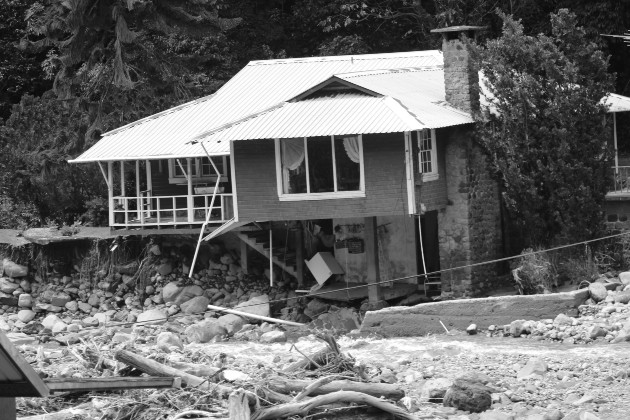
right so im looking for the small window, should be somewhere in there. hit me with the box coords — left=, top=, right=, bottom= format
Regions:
left=168, top=157, right=227, bottom=184
left=276, top=135, right=364, bottom=200
left=418, top=129, right=438, bottom=181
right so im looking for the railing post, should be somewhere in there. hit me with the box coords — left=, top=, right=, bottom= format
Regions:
left=108, top=162, right=114, bottom=226
left=136, top=160, right=141, bottom=220
left=187, top=158, right=194, bottom=223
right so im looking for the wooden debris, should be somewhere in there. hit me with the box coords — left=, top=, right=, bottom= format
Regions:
left=228, top=388, right=252, bottom=420
left=267, top=377, right=404, bottom=401
left=44, top=376, right=181, bottom=394
left=250, top=390, right=415, bottom=420
left=18, top=402, right=93, bottom=420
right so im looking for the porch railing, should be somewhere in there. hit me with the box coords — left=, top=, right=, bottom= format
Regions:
left=610, top=166, right=630, bottom=194
left=111, top=193, right=233, bottom=227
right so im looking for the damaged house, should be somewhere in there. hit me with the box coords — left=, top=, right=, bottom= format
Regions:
left=70, top=26, right=506, bottom=303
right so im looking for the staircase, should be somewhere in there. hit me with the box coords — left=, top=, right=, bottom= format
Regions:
left=237, top=229, right=298, bottom=278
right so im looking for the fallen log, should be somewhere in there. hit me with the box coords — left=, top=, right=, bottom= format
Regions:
left=283, top=347, right=335, bottom=373
left=251, top=390, right=414, bottom=420
left=114, top=349, right=238, bottom=397
left=206, top=304, right=305, bottom=327
left=267, top=377, right=404, bottom=401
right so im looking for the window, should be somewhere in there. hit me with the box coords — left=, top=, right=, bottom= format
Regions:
left=418, top=129, right=438, bottom=181
left=168, top=157, right=227, bottom=184
left=276, top=135, right=365, bottom=200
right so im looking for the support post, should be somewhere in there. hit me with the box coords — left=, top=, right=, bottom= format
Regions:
left=614, top=112, right=619, bottom=174
left=269, top=227, right=274, bottom=286
left=146, top=160, right=152, bottom=217
left=108, top=161, right=114, bottom=226
left=364, top=216, right=382, bottom=304
left=0, top=397, right=16, bottom=420
left=240, top=240, right=249, bottom=274
left=120, top=161, right=127, bottom=225
left=295, top=227, right=304, bottom=286
left=135, top=160, right=141, bottom=220
left=187, top=158, right=194, bottom=223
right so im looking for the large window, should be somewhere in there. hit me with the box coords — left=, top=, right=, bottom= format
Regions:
left=276, top=135, right=364, bottom=200
left=418, top=129, right=438, bottom=181
left=168, top=157, right=228, bottom=184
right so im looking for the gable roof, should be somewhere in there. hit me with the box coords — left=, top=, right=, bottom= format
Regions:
left=71, top=50, right=468, bottom=163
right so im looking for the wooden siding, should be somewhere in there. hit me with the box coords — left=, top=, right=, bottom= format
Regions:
left=234, top=133, right=409, bottom=221
left=414, top=127, right=451, bottom=212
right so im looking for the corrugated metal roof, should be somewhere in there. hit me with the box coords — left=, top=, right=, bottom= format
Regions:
left=603, top=93, right=630, bottom=113
left=71, top=50, right=445, bottom=163
left=194, top=93, right=426, bottom=142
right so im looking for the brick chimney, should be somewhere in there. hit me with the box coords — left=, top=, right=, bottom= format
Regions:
left=431, top=26, right=484, bottom=114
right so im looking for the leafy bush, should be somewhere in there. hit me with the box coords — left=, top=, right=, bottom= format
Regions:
left=511, top=248, right=557, bottom=294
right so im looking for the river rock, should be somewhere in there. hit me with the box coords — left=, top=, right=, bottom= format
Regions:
left=17, top=309, right=36, bottom=323
left=185, top=319, right=227, bottom=343
left=156, top=331, right=183, bottom=350
left=174, top=285, right=204, bottom=305
left=156, top=262, right=173, bottom=276
left=614, top=291, right=630, bottom=304
left=218, top=314, right=246, bottom=335
left=18, top=294, right=32, bottom=308
left=619, top=271, right=630, bottom=285
left=180, top=296, right=210, bottom=314
left=87, top=293, right=100, bottom=307
left=137, top=308, right=167, bottom=324
left=162, top=282, right=183, bottom=303
left=510, top=320, right=531, bottom=337
left=260, top=330, right=287, bottom=343
left=234, top=294, right=270, bottom=318
left=0, top=278, right=19, bottom=294
left=588, top=282, right=608, bottom=302
left=517, top=357, right=548, bottom=380
left=421, top=377, right=454, bottom=402
left=443, top=378, right=493, bottom=413
left=78, top=302, right=92, bottom=313
left=2, top=260, right=28, bottom=278
left=51, top=292, right=72, bottom=307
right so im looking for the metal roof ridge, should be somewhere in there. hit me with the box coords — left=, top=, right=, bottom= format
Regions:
left=247, top=50, right=441, bottom=66
left=102, top=93, right=217, bottom=137
left=335, top=65, right=443, bottom=78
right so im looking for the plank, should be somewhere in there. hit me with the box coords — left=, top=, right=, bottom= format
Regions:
left=0, top=397, right=16, bottom=420
left=44, top=376, right=181, bottom=393
left=0, top=332, right=49, bottom=397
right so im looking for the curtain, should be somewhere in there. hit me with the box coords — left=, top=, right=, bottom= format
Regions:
left=343, top=136, right=360, bottom=163
left=282, top=138, right=305, bottom=170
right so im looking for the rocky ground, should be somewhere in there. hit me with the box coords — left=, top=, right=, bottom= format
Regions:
left=2, top=244, right=630, bottom=419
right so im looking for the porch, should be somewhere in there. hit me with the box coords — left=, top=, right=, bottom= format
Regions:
left=99, top=156, right=234, bottom=230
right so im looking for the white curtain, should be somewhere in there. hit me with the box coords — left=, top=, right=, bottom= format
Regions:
left=282, top=138, right=305, bottom=170
left=343, top=136, right=360, bottom=163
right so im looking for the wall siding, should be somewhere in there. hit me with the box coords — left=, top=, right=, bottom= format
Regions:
left=234, top=133, right=409, bottom=221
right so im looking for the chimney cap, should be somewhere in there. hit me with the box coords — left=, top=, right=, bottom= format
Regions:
left=430, top=25, right=486, bottom=34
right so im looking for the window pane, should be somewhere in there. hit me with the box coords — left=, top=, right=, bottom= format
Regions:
left=200, top=157, right=224, bottom=176
left=281, top=138, right=307, bottom=194
left=419, top=130, right=433, bottom=174
left=307, top=137, right=335, bottom=193
left=334, top=135, right=361, bottom=191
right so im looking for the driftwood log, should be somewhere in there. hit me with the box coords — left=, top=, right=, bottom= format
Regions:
left=250, top=390, right=415, bottom=420
left=283, top=346, right=335, bottom=373
left=229, top=389, right=252, bottom=420
left=267, top=377, right=404, bottom=401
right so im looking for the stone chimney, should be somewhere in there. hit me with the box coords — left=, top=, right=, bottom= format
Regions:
left=430, top=26, right=484, bottom=114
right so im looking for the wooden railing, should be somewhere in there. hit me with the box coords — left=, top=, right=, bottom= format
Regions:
left=111, top=193, right=233, bottom=227
left=610, top=166, right=630, bottom=194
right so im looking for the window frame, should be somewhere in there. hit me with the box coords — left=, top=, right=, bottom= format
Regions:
left=275, top=135, right=366, bottom=201
left=168, top=156, right=228, bottom=184
left=417, top=129, right=438, bottom=181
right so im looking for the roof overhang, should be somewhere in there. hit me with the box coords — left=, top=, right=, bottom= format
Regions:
left=602, top=93, right=630, bottom=113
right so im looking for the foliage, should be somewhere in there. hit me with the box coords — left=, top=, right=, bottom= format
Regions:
left=511, top=248, right=557, bottom=294
left=0, top=194, right=41, bottom=229
left=472, top=10, right=614, bottom=245
left=0, top=0, right=51, bottom=120
left=0, top=93, right=106, bottom=222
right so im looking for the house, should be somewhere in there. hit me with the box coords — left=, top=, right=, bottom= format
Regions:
left=70, top=26, right=506, bottom=302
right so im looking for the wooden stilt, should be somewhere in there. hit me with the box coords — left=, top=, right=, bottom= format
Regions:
left=240, top=239, right=249, bottom=274
left=364, top=216, right=382, bottom=304
left=0, top=397, right=16, bottom=420
left=295, top=227, right=304, bottom=287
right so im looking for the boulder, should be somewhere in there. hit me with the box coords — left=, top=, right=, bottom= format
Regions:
left=2, top=259, right=28, bottom=278
left=156, top=262, right=173, bottom=276
left=162, top=282, right=183, bottom=303
left=421, top=378, right=454, bottom=402
left=218, top=314, right=246, bottom=335
left=137, top=309, right=167, bottom=324
left=588, top=282, right=608, bottom=303
left=78, top=302, right=92, bottom=313
left=304, top=299, right=329, bottom=318
left=553, top=313, right=573, bottom=326
left=0, top=278, right=19, bottom=294
left=466, top=324, right=478, bottom=335
left=51, top=292, right=72, bottom=307
left=443, top=379, right=493, bottom=413
left=509, top=320, right=531, bottom=337
left=0, top=318, right=10, bottom=332
left=173, top=285, right=204, bottom=305
left=234, top=294, right=270, bottom=319
left=185, top=319, right=227, bottom=343
left=619, top=271, right=630, bottom=285
left=260, top=330, right=287, bottom=343
left=17, top=310, right=36, bottom=323
left=87, top=294, right=100, bottom=307
left=51, top=321, right=67, bottom=335
left=65, top=301, right=79, bottom=312
left=587, top=325, right=608, bottom=340
left=614, top=291, right=630, bottom=305
left=180, top=296, right=210, bottom=314
left=18, top=294, right=32, bottom=308
left=517, top=357, right=548, bottom=380
left=156, top=332, right=183, bottom=350
left=42, top=314, right=63, bottom=330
